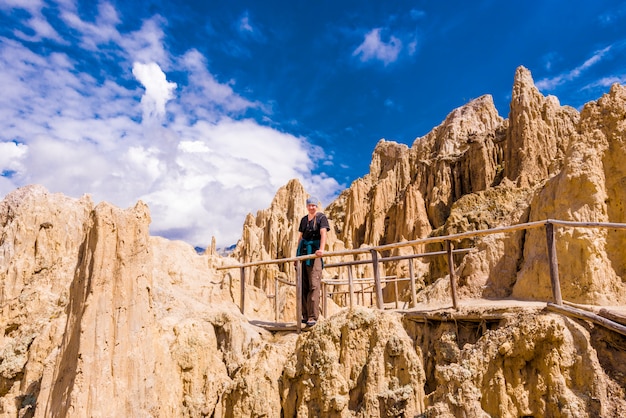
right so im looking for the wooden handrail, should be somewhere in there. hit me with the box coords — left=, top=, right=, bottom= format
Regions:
left=218, top=219, right=626, bottom=271
left=322, top=275, right=398, bottom=286
left=323, top=248, right=473, bottom=268
left=546, top=303, right=626, bottom=337
left=547, top=219, right=626, bottom=229
left=217, top=219, right=549, bottom=270
left=239, top=266, right=245, bottom=315
left=220, top=219, right=626, bottom=329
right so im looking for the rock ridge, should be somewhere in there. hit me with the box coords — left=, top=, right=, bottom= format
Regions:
left=2, top=65, right=626, bottom=417
left=235, top=66, right=626, bottom=306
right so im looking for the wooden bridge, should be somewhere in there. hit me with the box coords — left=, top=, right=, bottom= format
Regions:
left=218, top=219, right=626, bottom=335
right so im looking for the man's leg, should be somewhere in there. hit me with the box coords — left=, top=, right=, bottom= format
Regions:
left=301, top=266, right=310, bottom=321
left=308, top=258, right=323, bottom=321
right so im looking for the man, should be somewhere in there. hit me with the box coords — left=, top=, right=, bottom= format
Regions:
left=296, top=196, right=330, bottom=327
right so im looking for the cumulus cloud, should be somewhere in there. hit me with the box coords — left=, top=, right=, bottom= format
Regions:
left=0, top=141, right=28, bottom=176
left=120, top=17, right=171, bottom=67
left=353, top=28, right=402, bottom=66
left=133, top=62, right=177, bottom=122
left=0, top=1, right=342, bottom=247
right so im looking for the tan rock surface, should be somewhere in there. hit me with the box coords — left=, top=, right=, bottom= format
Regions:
left=2, top=65, right=626, bottom=417
left=0, top=186, right=279, bottom=417
left=505, top=66, right=579, bottom=187
left=0, top=185, right=93, bottom=417
left=2, top=183, right=626, bottom=418
left=421, top=313, right=626, bottom=417
left=38, top=200, right=175, bottom=417
left=513, top=82, right=626, bottom=303
left=235, top=66, right=626, bottom=306
left=281, top=307, right=425, bottom=417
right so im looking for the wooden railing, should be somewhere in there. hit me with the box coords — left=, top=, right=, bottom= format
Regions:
left=217, top=219, right=626, bottom=333
left=320, top=247, right=474, bottom=313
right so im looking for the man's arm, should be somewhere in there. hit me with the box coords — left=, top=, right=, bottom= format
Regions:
left=315, top=228, right=326, bottom=256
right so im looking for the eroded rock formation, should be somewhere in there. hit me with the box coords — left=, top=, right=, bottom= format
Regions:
left=281, top=307, right=425, bottom=417
left=236, top=66, right=626, bottom=305
left=513, top=81, right=626, bottom=303
left=417, top=313, right=626, bottom=417
left=0, top=185, right=272, bottom=417
left=2, top=66, right=626, bottom=417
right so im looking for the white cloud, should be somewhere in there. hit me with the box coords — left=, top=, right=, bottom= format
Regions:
left=536, top=45, right=612, bottom=90
left=59, top=3, right=121, bottom=50
left=0, top=0, right=63, bottom=42
left=582, top=75, right=626, bottom=90
left=407, top=39, right=418, bottom=56
left=0, top=1, right=342, bottom=247
left=0, top=0, right=44, bottom=13
left=598, top=5, right=626, bottom=26
left=178, top=49, right=255, bottom=116
left=234, top=10, right=265, bottom=43
left=132, top=62, right=177, bottom=122
left=120, top=17, right=171, bottom=67
left=353, top=28, right=402, bottom=66
left=0, top=141, right=28, bottom=175
left=239, top=13, right=253, bottom=33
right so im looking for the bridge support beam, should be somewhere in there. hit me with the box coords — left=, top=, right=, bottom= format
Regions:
left=347, top=265, right=354, bottom=309
left=370, top=249, right=384, bottom=309
left=546, top=221, right=563, bottom=306
left=239, top=266, right=246, bottom=315
left=408, top=260, right=417, bottom=308
left=296, top=261, right=303, bottom=333
left=446, top=240, right=459, bottom=310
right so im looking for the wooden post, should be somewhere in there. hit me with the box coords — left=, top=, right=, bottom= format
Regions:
left=599, top=308, right=626, bottom=326
left=370, top=249, right=384, bottom=309
left=296, top=261, right=302, bottom=333
left=322, top=281, right=327, bottom=318
left=547, top=303, right=626, bottom=337
left=348, top=264, right=354, bottom=309
left=409, top=260, right=417, bottom=308
left=239, top=266, right=246, bottom=314
left=446, top=240, right=459, bottom=310
left=361, top=282, right=365, bottom=306
left=274, top=276, right=279, bottom=322
left=546, top=221, right=563, bottom=305
left=394, top=276, right=399, bottom=309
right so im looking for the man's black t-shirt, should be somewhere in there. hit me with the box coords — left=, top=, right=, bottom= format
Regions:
left=299, top=212, right=330, bottom=241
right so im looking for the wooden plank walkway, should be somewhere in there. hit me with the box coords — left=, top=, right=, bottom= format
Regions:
left=223, top=220, right=626, bottom=336
left=248, top=299, right=626, bottom=335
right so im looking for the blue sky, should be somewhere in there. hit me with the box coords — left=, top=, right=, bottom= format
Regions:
left=1, top=1, right=625, bottom=247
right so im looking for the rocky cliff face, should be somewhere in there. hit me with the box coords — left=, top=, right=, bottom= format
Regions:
left=2, top=66, right=626, bottom=417
left=0, top=185, right=271, bottom=417
left=513, top=80, right=626, bottom=303
left=235, top=66, right=626, bottom=305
